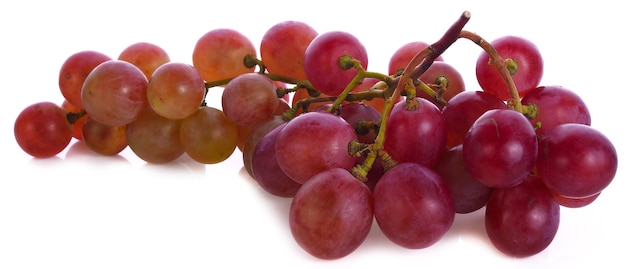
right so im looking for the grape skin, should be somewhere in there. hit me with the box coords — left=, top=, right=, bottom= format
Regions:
left=192, top=28, right=256, bottom=83
left=374, top=162, right=455, bottom=249
left=58, top=50, right=112, bottom=109
left=222, top=73, right=279, bottom=127
left=462, top=109, right=537, bottom=188
left=303, top=31, right=368, bottom=96
left=289, top=168, right=373, bottom=260
left=442, top=90, right=506, bottom=148
left=82, top=117, right=127, bottom=156
left=81, top=60, right=149, bottom=127
left=147, top=62, right=205, bottom=120
left=274, top=111, right=358, bottom=184
left=251, top=123, right=301, bottom=198
left=118, top=42, right=170, bottom=80
left=485, top=175, right=560, bottom=257
left=260, top=20, right=318, bottom=80
left=125, top=107, right=184, bottom=164
left=475, top=35, right=543, bottom=101
left=383, top=98, right=447, bottom=169
left=14, top=102, right=73, bottom=158
left=536, top=123, right=617, bottom=198
left=521, top=85, right=591, bottom=137
left=179, top=106, right=238, bottom=164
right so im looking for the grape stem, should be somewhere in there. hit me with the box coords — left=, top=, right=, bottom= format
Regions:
left=352, top=11, right=471, bottom=181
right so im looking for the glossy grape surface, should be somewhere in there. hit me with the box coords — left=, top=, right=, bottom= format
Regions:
left=14, top=102, right=73, bottom=158
left=289, top=168, right=373, bottom=259
left=303, top=31, right=368, bottom=96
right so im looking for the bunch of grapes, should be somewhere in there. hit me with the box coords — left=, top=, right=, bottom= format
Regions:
left=13, top=11, right=618, bottom=260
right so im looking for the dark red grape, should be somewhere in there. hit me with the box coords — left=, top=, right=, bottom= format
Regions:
left=536, top=123, right=617, bottom=198
left=435, top=145, right=492, bottom=214
left=521, top=85, right=591, bottom=137
left=374, top=162, right=455, bottom=249
left=251, top=123, right=302, bottom=198
left=485, top=175, right=560, bottom=257
left=289, top=168, right=373, bottom=259
left=383, top=98, right=447, bottom=169
left=462, top=109, right=537, bottom=188
left=442, top=90, right=506, bottom=148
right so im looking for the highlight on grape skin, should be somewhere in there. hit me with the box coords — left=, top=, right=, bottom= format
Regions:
left=13, top=11, right=619, bottom=260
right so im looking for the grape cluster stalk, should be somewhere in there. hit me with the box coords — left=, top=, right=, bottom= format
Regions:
left=13, top=11, right=618, bottom=260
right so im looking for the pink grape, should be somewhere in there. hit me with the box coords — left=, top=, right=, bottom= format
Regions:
left=58, top=50, right=112, bottom=109
left=147, top=62, right=205, bottom=120
left=81, top=60, right=149, bottom=127
left=222, top=72, right=279, bottom=127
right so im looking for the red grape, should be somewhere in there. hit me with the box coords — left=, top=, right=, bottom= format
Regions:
left=462, top=109, right=537, bottom=188
left=521, top=85, right=591, bottom=136
left=416, top=61, right=465, bottom=108
left=14, top=102, right=73, bottom=158
left=554, top=192, right=600, bottom=208
left=335, top=102, right=380, bottom=144
left=251, top=123, right=302, bottom=198
left=383, top=98, right=447, bottom=168
left=303, top=31, right=368, bottom=96
left=241, top=115, right=287, bottom=176
left=536, top=123, right=617, bottom=198
left=289, top=168, right=373, bottom=259
left=58, top=50, right=112, bottom=109
left=374, top=162, right=455, bottom=249
left=274, top=111, right=358, bottom=184
left=441, top=90, right=506, bottom=148
left=435, top=145, right=492, bottom=214
left=476, top=35, right=543, bottom=101
left=388, top=41, right=443, bottom=75
left=485, top=175, right=560, bottom=257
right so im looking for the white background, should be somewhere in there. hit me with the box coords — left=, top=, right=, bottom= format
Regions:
left=1, top=1, right=624, bottom=268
